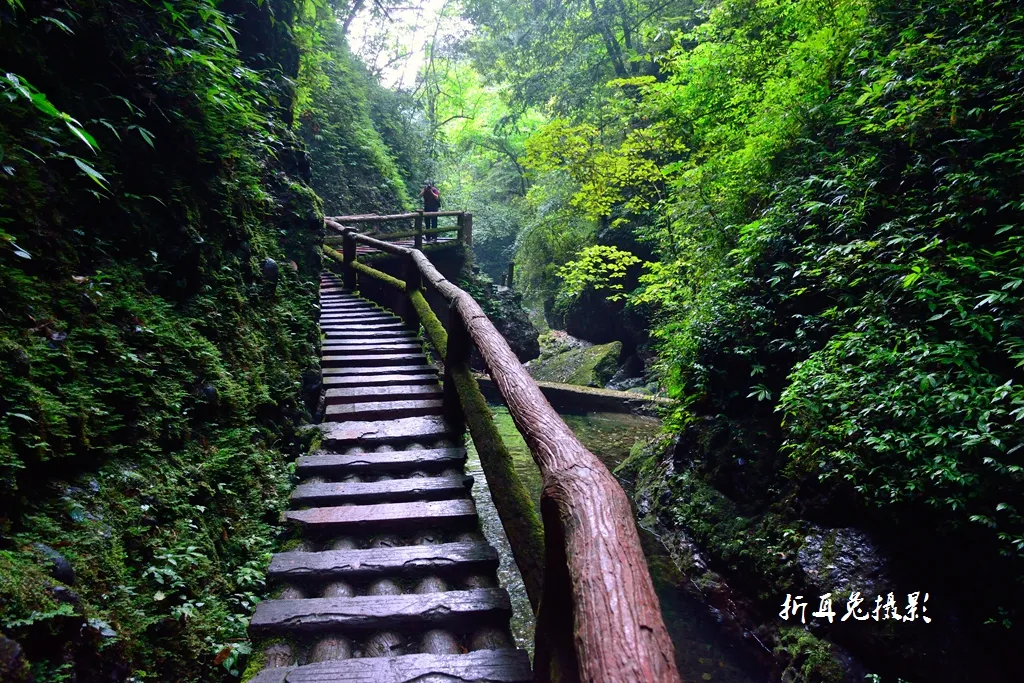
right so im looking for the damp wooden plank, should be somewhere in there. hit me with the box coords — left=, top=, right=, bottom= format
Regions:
left=289, top=475, right=470, bottom=506
left=322, top=353, right=424, bottom=368
left=325, top=399, right=444, bottom=421
left=248, top=649, right=532, bottom=683
left=296, top=447, right=465, bottom=476
left=319, top=416, right=453, bottom=445
left=325, top=383, right=441, bottom=403
left=248, top=588, right=510, bottom=636
left=321, top=365, right=437, bottom=377
left=283, top=499, right=477, bottom=531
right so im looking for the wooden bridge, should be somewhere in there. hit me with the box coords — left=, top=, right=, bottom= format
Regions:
left=246, top=212, right=680, bottom=683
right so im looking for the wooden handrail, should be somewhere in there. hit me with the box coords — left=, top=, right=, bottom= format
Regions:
left=323, top=218, right=680, bottom=683
left=332, top=210, right=466, bottom=223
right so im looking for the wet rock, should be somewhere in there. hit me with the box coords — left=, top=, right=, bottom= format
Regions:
left=86, top=619, right=118, bottom=639
left=34, top=543, right=76, bottom=585
left=798, top=527, right=889, bottom=596
left=51, top=585, right=83, bottom=609
left=262, top=257, right=279, bottom=284
left=0, top=636, right=30, bottom=683
left=525, top=332, right=622, bottom=387
left=605, top=354, right=647, bottom=391
left=468, top=282, right=539, bottom=365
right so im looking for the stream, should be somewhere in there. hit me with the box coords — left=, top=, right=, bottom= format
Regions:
left=465, top=404, right=770, bottom=682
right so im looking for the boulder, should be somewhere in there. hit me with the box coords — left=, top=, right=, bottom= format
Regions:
left=525, top=332, right=622, bottom=387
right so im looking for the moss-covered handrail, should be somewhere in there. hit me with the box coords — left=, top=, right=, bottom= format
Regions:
left=324, top=218, right=680, bottom=683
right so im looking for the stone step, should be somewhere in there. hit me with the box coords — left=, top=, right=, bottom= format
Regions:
left=296, top=447, right=466, bottom=477
left=248, top=649, right=531, bottom=683
left=323, top=329, right=417, bottom=340
left=320, top=303, right=381, bottom=313
left=267, top=541, right=498, bottom=582
left=283, top=499, right=477, bottom=532
left=249, top=587, right=512, bottom=636
left=325, top=399, right=444, bottom=421
left=320, top=313, right=399, bottom=323
left=322, top=373, right=438, bottom=388
left=322, top=365, right=437, bottom=377
left=322, top=353, right=424, bottom=368
left=325, top=383, right=442, bottom=404
left=290, top=475, right=471, bottom=506
left=319, top=416, right=453, bottom=446
left=320, top=343, right=423, bottom=356
left=320, top=322, right=409, bottom=333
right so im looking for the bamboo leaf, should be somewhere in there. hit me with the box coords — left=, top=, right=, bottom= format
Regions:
left=73, top=157, right=109, bottom=189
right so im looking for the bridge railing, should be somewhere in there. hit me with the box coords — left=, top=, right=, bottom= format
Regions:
left=323, top=215, right=680, bottom=683
left=324, top=210, right=471, bottom=250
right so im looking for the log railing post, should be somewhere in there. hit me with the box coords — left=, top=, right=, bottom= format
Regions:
left=456, top=212, right=465, bottom=243
left=442, top=304, right=469, bottom=433
left=463, top=212, right=472, bottom=247
left=506, top=261, right=515, bottom=289
left=414, top=211, right=424, bottom=250
left=401, top=253, right=421, bottom=328
left=342, top=230, right=356, bottom=291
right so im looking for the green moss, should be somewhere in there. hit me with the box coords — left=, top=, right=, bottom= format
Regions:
left=775, top=628, right=845, bottom=683
left=450, top=363, right=545, bottom=607
left=351, top=259, right=406, bottom=291
left=409, top=289, right=448, bottom=357
left=239, top=648, right=267, bottom=683
left=527, top=337, right=622, bottom=387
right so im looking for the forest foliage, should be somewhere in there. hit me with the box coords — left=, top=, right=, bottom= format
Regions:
left=420, top=0, right=1024, bottom=674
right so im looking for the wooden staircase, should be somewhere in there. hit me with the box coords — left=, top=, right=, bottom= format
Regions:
left=246, top=273, right=531, bottom=682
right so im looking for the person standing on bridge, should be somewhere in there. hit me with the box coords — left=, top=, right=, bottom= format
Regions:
left=419, top=180, right=441, bottom=242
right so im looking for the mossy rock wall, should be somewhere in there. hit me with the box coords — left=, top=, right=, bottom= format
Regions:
left=0, top=1, right=323, bottom=680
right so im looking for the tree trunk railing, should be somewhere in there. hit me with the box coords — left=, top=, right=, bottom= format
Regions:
left=323, top=215, right=680, bottom=683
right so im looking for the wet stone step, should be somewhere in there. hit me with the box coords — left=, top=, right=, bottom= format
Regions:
left=325, top=383, right=442, bottom=404
left=296, top=447, right=466, bottom=477
left=248, top=588, right=512, bottom=636
left=320, top=343, right=423, bottom=356
left=322, top=373, right=438, bottom=388
left=248, top=649, right=532, bottom=683
left=283, top=498, right=477, bottom=532
left=325, top=399, right=444, bottom=421
left=319, top=416, right=454, bottom=446
left=320, top=306, right=382, bottom=315
left=319, top=329, right=415, bottom=339
left=320, top=322, right=410, bottom=332
left=321, top=365, right=437, bottom=377
left=290, top=475, right=472, bottom=507
left=319, top=317, right=399, bottom=325
left=322, top=354, right=424, bottom=368
left=267, top=541, right=498, bottom=582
